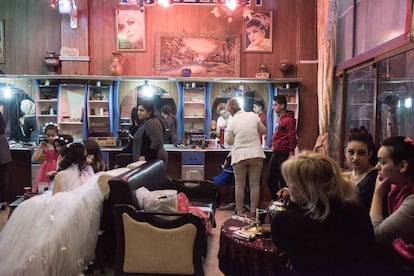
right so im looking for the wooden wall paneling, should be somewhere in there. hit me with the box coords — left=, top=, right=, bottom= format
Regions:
left=298, top=0, right=317, bottom=60
left=60, top=0, right=89, bottom=74
left=296, top=0, right=318, bottom=151
left=0, top=0, right=60, bottom=75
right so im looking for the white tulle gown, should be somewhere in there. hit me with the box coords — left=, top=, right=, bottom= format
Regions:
left=0, top=165, right=104, bottom=276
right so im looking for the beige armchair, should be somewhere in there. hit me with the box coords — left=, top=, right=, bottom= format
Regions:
left=113, top=204, right=206, bottom=276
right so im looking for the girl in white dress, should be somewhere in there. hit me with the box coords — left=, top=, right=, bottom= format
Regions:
left=0, top=143, right=104, bottom=275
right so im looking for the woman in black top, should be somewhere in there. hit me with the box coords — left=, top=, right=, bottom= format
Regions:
left=271, top=151, right=391, bottom=276
left=132, top=99, right=167, bottom=165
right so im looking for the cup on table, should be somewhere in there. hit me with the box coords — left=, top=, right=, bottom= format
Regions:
left=258, top=209, right=268, bottom=224
left=23, top=186, right=31, bottom=194
left=262, top=224, right=272, bottom=239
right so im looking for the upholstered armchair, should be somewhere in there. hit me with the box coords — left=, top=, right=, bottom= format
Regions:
left=113, top=204, right=206, bottom=276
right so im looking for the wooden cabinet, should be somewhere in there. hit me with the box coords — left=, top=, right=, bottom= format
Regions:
left=177, top=82, right=211, bottom=142
left=57, top=84, right=88, bottom=142
left=87, top=85, right=114, bottom=136
left=183, top=86, right=206, bottom=132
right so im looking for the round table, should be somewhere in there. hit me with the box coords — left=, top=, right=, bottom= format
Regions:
left=218, top=217, right=286, bottom=276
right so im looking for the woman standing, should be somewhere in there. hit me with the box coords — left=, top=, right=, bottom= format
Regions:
left=225, top=98, right=266, bottom=214
left=132, top=99, right=167, bottom=165
left=160, top=104, right=178, bottom=145
left=344, top=126, right=378, bottom=211
left=370, top=136, right=414, bottom=274
left=0, top=111, right=12, bottom=209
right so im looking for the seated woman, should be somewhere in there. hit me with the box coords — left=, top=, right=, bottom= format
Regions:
left=0, top=143, right=104, bottom=275
left=271, top=151, right=390, bottom=276
left=370, top=136, right=414, bottom=274
left=84, top=138, right=107, bottom=173
left=344, top=126, right=379, bottom=212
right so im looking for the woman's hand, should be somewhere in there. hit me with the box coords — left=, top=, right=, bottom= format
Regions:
left=374, top=174, right=390, bottom=196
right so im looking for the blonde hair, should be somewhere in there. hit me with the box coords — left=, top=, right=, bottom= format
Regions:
left=281, top=151, right=357, bottom=221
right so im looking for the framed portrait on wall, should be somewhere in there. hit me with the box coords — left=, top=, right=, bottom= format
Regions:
left=116, top=9, right=146, bottom=51
left=244, top=11, right=273, bottom=53
left=0, top=20, right=4, bottom=63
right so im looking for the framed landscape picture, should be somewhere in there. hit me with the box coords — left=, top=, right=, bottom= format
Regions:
left=244, top=11, right=273, bottom=53
left=0, top=20, right=4, bottom=63
left=116, top=9, right=145, bottom=51
left=155, top=32, right=240, bottom=77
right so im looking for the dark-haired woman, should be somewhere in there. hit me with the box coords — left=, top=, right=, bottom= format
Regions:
left=133, top=99, right=167, bottom=165
left=344, top=126, right=378, bottom=211
left=160, top=104, right=177, bottom=145
left=370, top=136, right=414, bottom=274
left=84, top=139, right=107, bottom=173
left=52, top=142, right=95, bottom=194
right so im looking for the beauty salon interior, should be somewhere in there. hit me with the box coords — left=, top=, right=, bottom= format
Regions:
left=1, top=0, right=414, bottom=275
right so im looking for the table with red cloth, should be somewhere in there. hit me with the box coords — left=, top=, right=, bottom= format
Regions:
left=218, top=217, right=286, bottom=276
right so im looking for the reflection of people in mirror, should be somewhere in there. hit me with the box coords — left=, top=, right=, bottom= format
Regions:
left=117, top=10, right=144, bottom=50
left=216, top=103, right=230, bottom=137
left=245, top=12, right=271, bottom=51
left=19, top=99, right=37, bottom=142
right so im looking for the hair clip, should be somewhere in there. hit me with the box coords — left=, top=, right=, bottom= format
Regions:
left=404, top=137, right=414, bottom=145
left=42, top=122, right=59, bottom=132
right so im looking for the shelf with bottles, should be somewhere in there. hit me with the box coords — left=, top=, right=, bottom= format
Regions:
left=32, top=81, right=59, bottom=143
left=87, top=85, right=113, bottom=136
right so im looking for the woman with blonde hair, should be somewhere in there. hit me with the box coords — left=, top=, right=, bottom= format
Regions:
left=271, top=151, right=389, bottom=275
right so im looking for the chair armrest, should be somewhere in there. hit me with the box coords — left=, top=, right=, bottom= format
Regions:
left=170, top=179, right=218, bottom=210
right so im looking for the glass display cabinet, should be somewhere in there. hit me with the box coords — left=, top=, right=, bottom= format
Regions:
left=377, top=48, right=414, bottom=143
left=344, top=66, right=376, bottom=136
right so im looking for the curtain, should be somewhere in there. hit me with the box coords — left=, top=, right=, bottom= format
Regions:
left=316, top=0, right=337, bottom=145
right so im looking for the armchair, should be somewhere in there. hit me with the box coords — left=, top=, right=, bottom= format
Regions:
left=113, top=204, right=206, bottom=276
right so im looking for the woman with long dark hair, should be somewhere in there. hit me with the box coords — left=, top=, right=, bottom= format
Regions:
left=132, top=99, right=167, bottom=165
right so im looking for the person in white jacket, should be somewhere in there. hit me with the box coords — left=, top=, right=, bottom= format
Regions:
left=225, top=98, right=266, bottom=214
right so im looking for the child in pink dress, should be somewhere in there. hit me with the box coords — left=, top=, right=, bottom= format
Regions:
left=32, top=124, right=59, bottom=192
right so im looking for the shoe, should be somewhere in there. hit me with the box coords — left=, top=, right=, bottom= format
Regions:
left=219, top=202, right=236, bottom=211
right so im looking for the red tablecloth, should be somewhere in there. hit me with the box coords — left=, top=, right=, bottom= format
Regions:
left=218, top=217, right=287, bottom=276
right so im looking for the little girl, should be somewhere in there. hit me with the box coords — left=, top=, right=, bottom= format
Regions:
left=32, top=123, right=59, bottom=192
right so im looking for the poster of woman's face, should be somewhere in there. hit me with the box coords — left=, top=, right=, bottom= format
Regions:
left=244, top=11, right=273, bottom=53
left=116, top=9, right=145, bottom=51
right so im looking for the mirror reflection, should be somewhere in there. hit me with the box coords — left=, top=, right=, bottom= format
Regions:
left=210, top=89, right=266, bottom=141
left=0, top=83, right=37, bottom=143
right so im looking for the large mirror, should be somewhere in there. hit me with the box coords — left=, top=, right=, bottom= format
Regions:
left=210, top=87, right=267, bottom=142
left=117, top=80, right=178, bottom=145
left=0, top=83, right=37, bottom=143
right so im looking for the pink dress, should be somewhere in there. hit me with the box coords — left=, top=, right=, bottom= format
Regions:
left=33, top=148, right=59, bottom=192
